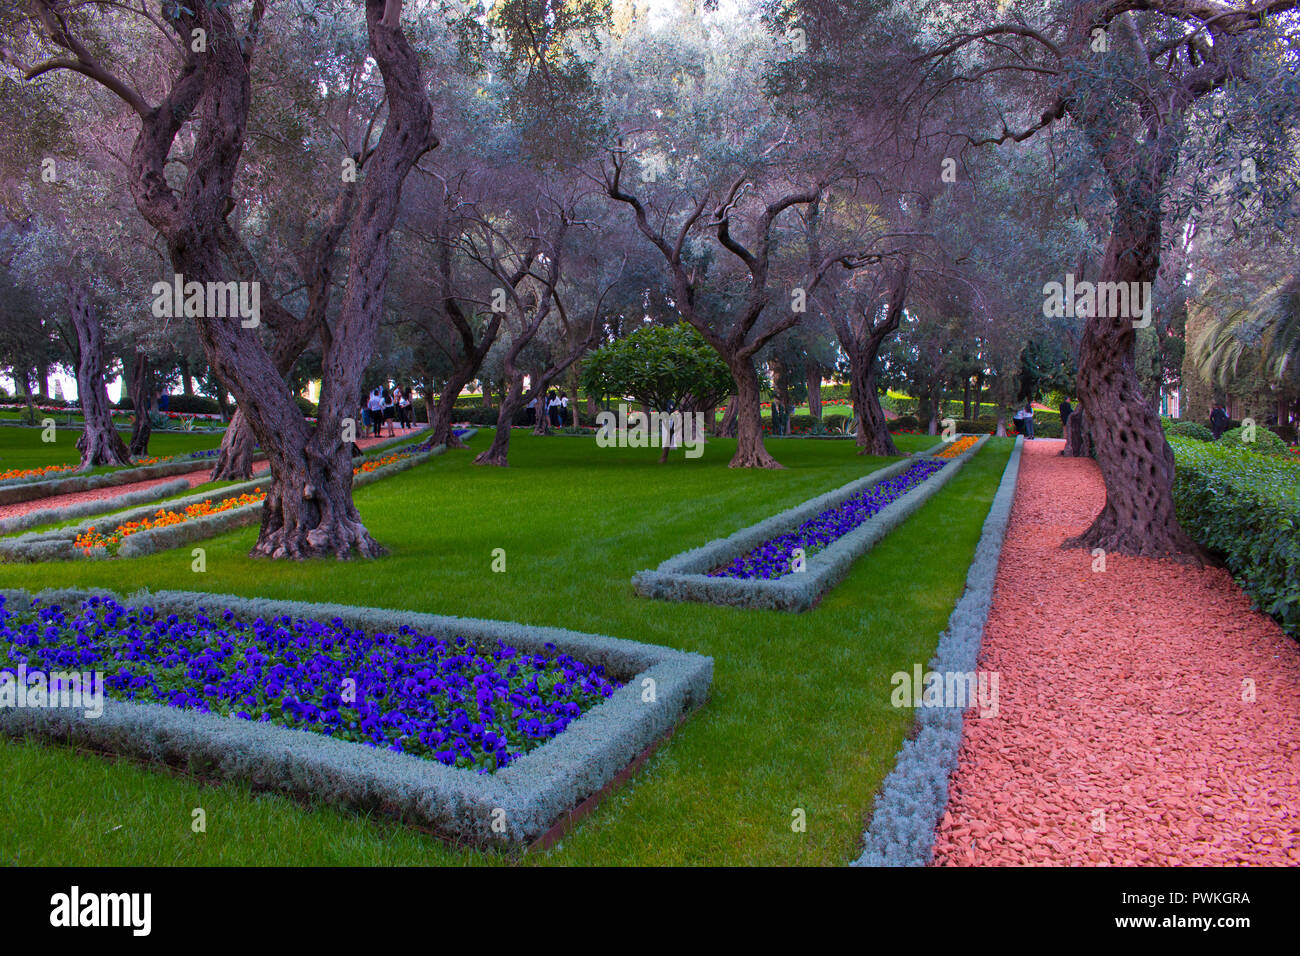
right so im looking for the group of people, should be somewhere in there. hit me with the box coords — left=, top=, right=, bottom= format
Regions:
left=362, top=386, right=416, bottom=438
left=1012, top=402, right=1038, bottom=438
left=525, top=390, right=570, bottom=428
left=1011, top=398, right=1077, bottom=440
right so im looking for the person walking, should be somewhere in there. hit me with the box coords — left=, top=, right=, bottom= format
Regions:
left=366, top=387, right=384, bottom=438
left=400, top=387, right=413, bottom=429
left=1060, top=397, right=1073, bottom=434
left=1210, top=403, right=1229, bottom=439
left=383, top=388, right=397, bottom=437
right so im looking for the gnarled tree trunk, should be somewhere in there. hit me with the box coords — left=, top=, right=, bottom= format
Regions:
left=1064, top=208, right=1200, bottom=559
left=717, top=396, right=737, bottom=437
left=431, top=366, right=473, bottom=449
left=127, top=350, right=151, bottom=457
left=850, top=356, right=898, bottom=457
left=211, top=407, right=256, bottom=480
left=728, top=357, right=781, bottom=469
left=475, top=374, right=524, bottom=467
left=68, top=284, right=129, bottom=469
left=807, top=363, right=822, bottom=419
left=1061, top=406, right=1090, bottom=458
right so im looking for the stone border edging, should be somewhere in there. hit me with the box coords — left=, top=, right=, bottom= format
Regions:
left=0, top=586, right=713, bottom=848
left=850, top=435, right=1023, bottom=867
left=632, top=436, right=988, bottom=612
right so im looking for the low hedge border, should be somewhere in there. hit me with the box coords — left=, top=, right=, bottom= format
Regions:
left=0, top=438, right=463, bottom=562
left=114, top=446, right=441, bottom=559
left=0, top=477, right=195, bottom=538
left=632, top=436, right=988, bottom=612
left=0, top=456, right=231, bottom=507
left=851, top=435, right=1024, bottom=867
left=0, top=586, right=713, bottom=848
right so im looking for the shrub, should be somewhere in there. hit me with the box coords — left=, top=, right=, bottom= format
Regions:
left=882, top=394, right=920, bottom=416
left=162, top=395, right=222, bottom=415
left=887, top=415, right=919, bottom=433
left=1171, top=438, right=1300, bottom=636
left=1218, top=425, right=1289, bottom=456
left=1165, top=421, right=1215, bottom=442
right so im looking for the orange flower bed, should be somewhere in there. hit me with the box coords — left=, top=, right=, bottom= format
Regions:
left=73, top=452, right=412, bottom=554
left=353, top=452, right=406, bottom=476
left=1, top=463, right=76, bottom=482
left=932, top=435, right=979, bottom=460
left=75, top=490, right=266, bottom=553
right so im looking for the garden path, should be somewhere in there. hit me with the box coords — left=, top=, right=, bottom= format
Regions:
left=931, top=439, right=1300, bottom=865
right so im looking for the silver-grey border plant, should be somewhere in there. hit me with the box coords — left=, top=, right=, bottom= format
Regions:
left=0, top=586, right=712, bottom=848
left=632, top=437, right=988, bottom=612
left=851, top=436, right=1023, bottom=867
left=0, top=477, right=194, bottom=537
left=0, top=431, right=473, bottom=562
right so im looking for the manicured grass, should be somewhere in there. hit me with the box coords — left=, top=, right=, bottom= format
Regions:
left=0, top=424, right=223, bottom=473
left=0, top=429, right=1013, bottom=865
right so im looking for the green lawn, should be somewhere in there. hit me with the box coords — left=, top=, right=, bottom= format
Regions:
left=0, top=429, right=1013, bottom=866
left=0, top=423, right=223, bottom=474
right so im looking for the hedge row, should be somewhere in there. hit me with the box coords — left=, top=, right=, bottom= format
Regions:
left=632, top=437, right=988, bottom=612
left=0, top=477, right=194, bottom=537
left=115, top=447, right=440, bottom=560
left=0, top=432, right=456, bottom=563
left=853, top=436, right=1025, bottom=866
left=0, top=455, right=237, bottom=507
left=0, top=586, right=712, bottom=847
left=1171, top=438, right=1300, bottom=636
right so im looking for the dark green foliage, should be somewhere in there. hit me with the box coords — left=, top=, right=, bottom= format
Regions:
left=1171, top=439, right=1300, bottom=636
left=1218, top=425, right=1289, bottom=456
left=1165, top=421, right=1215, bottom=442
left=581, top=324, right=733, bottom=413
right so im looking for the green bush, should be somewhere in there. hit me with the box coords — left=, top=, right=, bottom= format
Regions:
left=1171, top=438, right=1300, bottom=636
left=951, top=419, right=997, bottom=435
left=883, top=394, right=920, bottom=416
left=1218, top=425, right=1289, bottom=456
left=887, top=415, right=920, bottom=433
left=1165, top=421, right=1215, bottom=442
left=161, top=395, right=222, bottom=415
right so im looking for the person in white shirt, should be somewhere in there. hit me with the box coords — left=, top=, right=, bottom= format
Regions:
left=366, top=388, right=385, bottom=438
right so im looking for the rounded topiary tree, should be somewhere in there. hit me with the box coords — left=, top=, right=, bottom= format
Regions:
left=1218, top=425, right=1289, bottom=456
left=581, top=324, right=733, bottom=463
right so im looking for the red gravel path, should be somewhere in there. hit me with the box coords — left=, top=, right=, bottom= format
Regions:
left=932, top=438, right=1300, bottom=866
left=0, top=428, right=426, bottom=523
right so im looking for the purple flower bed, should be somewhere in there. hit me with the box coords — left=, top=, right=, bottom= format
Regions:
left=709, top=458, right=948, bottom=580
left=0, top=595, right=620, bottom=773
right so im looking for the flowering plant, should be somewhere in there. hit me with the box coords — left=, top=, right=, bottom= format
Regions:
left=932, top=435, right=979, bottom=459
left=0, top=594, right=621, bottom=772
left=0, top=464, right=75, bottom=482
left=709, top=458, right=947, bottom=579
